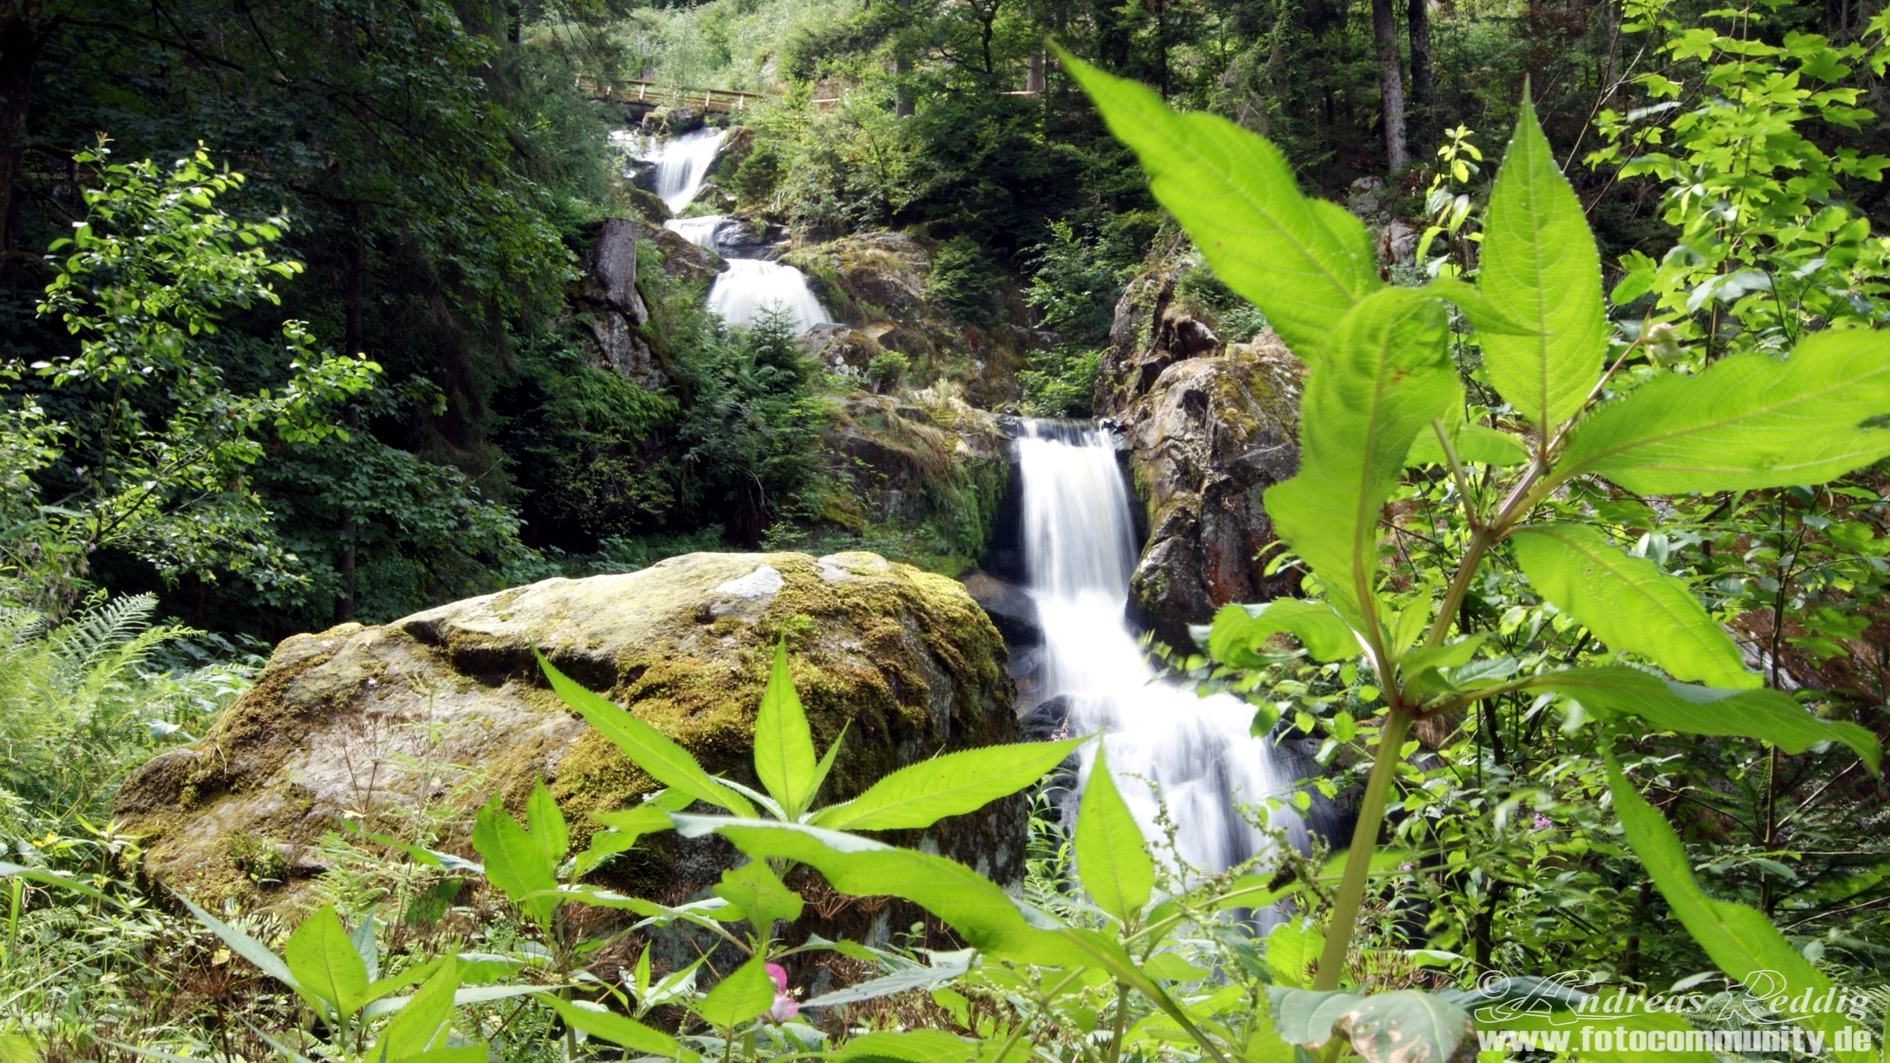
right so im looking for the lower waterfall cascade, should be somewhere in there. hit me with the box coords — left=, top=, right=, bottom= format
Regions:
left=1015, top=420, right=1311, bottom=879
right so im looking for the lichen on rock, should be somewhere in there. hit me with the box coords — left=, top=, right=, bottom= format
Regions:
left=115, top=552, right=1021, bottom=910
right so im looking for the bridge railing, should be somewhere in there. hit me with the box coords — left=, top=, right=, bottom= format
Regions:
left=577, top=77, right=767, bottom=114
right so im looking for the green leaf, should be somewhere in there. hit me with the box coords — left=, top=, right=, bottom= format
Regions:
left=1074, top=747, right=1154, bottom=923
left=755, top=639, right=820, bottom=818
left=471, top=798, right=559, bottom=931
left=693, top=955, right=775, bottom=1029
left=369, top=957, right=459, bottom=1061
left=283, top=906, right=370, bottom=1020
left=1479, top=91, right=1606, bottom=433
left=1604, top=753, right=1871, bottom=1062
left=1206, top=600, right=1359, bottom=666
left=801, top=950, right=975, bottom=1009
left=1541, top=667, right=1879, bottom=770
left=1059, top=49, right=1377, bottom=364
left=0, top=861, right=108, bottom=901
left=537, top=995, right=688, bottom=1058
left=538, top=651, right=756, bottom=817
left=813, top=738, right=1086, bottom=831
left=175, top=893, right=297, bottom=989
left=676, top=816, right=1063, bottom=964
left=1511, top=524, right=1754, bottom=688
left=713, top=859, right=804, bottom=930
left=1555, top=329, right=1890, bottom=494
left=574, top=788, right=692, bottom=877
left=523, top=777, right=567, bottom=867
left=832, top=1030, right=978, bottom=1062
left=807, top=720, right=851, bottom=814
left=1265, top=288, right=1459, bottom=627
left=1269, top=988, right=1473, bottom=1063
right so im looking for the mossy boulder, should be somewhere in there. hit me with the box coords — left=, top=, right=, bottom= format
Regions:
left=115, top=551, right=1021, bottom=910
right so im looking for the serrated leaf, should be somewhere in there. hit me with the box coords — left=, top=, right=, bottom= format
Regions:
left=693, top=956, right=775, bottom=1029
left=812, top=738, right=1086, bottom=831
left=1060, top=49, right=1377, bottom=364
left=1266, top=288, right=1460, bottom=627
left=1555, top=329, right=1890, bottom=494
left=1207, top=600, right=1360, bottom=666
left=523, top=777, right=567, bottom=867
left=283, top=906, right=370, bottom=1020
left=1074, top=748, right=1154, bottom=923
left=1541, top=667, right=1878, bottom=768
left=1605, top=753, right=1872, bottom=1062
left=1512, top=524, right=1754, bottom=688
left=714, top=859, right=804, bottom=930
left=755, top=639, right=819, bottom=818
left=1479, top=92, right=1606, bottom=433
left=802, top=951, right=974, bottom=1009
left=538, top=651, right=755, bottom=817
left=832, top=1030, right=978, bottom=1062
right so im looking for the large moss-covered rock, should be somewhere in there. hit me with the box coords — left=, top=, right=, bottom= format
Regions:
left=1098, top=261, right=1305, bottom=645
left=115, top=552, right=1021, bottom=908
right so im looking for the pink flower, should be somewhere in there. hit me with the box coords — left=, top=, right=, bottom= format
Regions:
left=1531, top=812, right=1553, bottom=831
left=765, top=962, right=798, bottom=1021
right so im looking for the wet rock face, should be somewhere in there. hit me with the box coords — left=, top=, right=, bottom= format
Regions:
left=1098, top=264, right=1305, bottom=647
left=577, top=217, right=664, bottom=387
left=116, top=552, right=1022, bottom=911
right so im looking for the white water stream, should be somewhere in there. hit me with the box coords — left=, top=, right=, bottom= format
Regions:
left=646, top=127, right=727, bottom=213
left=1017, top=421, right=1309, bottom=878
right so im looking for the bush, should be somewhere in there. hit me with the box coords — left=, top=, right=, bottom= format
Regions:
left=1018, top=347, right=1102, bottom=417
left=924, top=235, right=1003, bottom=324
left=865, top=351, right=909, bottom=392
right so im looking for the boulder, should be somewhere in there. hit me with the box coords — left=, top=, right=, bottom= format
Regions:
left=115, top=552, right=1022, bottom=910
left=576, top=218, right=663, bottom=387
left=651, top=225, right=726, bottom=284
left=1098, top=261, right=1304, bottom=646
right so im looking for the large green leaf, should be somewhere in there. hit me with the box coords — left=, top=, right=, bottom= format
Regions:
left=470, top=798, right=560, bottom=931
left=369, top=957, right=459, bottom=1061
left=1604, top=753, right=1872, bottom=1062
left=832, top=1030, right=978, bottom=1062
left=1555, top=329, right=1890, bottom=493
left=812, top=737, right=1086, bottom=831
left=1265, top=288, right=1460, bottom=627
left=1269, top=987, right=1474, bottom=1063
left=1060, top=50, right=1377, bottom=364
left=538, top=651, right=756, bottom=817
left=713, top=859, right=804, bottom=929
left=676, top=816, right=1064, bottom=964
left=1511, top=524, right=1754, bottom=688
left=693, top=955, right=776, bottom=1030
left=755, top=639, right=819, bottom=818
left=1478, top=92, right=1606, bottom=433
left=282, top=906, right=370, bottom=1020
left=1540, top=667, right=1879, bottom=770
left=537, top=995, right=688, bottom=1058
left=523, top=777, right=568, bottom=866
left=1206, top=600, right=1360, bottom=666
left=1074, top=747, right=1154, bottom=923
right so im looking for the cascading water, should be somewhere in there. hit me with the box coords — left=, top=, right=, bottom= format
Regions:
left=1017, top=421, right=1309, bottom=878
left=646, top=127, right=727, bottom=213
left=707, top=260, right=831, bottom=334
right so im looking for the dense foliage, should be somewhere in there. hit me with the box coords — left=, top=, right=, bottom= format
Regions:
left=2, top=0, right=1889, bottom=1058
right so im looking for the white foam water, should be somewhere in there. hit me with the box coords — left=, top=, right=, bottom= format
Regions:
left=646, top=127, right=726, bottom=213
left=707, top=258, right=831, bottom=334
left=1016, top=421, right=1309, bottom=880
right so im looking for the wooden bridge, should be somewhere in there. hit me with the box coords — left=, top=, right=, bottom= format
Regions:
left=579, top=78, right=768, bottom=115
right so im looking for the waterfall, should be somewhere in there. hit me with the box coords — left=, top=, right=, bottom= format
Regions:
left=648, top=128, right=726, bottom=213
left=664, top=214, right=727, bottom=251
left=1016, top=421, right=1309, bottom=879
left=707, top=259, right=832, bottom=334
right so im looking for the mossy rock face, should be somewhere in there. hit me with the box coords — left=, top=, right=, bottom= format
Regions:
left=115, top=552, right=1020, bottom=910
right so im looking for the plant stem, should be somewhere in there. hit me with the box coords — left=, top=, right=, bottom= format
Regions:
left=1106, top=981, right=1131, bottom=1063
left=1313, top=707, right=1413, bottom=991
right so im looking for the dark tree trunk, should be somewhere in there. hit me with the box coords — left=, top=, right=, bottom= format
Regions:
left=333, top=201, right=368, bottom=625
left=0, top=9, right=39, bottom=292
left=1407, top=0, right=1433, bottom=146
left=1027, top=51, right=1045, bottom=94
left=506, top=1, right=521, bottom=44
left=1371, top=0, right=1408, bottom=171
left=893, top=48, right=913, bottom=117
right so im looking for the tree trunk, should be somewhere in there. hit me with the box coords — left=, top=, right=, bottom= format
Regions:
left=1406, top=0, right=1433, bottom=147
left=0, top=9, right=39, bottom=293
left=333, top=202, right=368, bottom=626
left=893, top=47, right=913, bottom=117
left=1027, top=51, right=1045, bottom=94
left=506, top=1, right=521, bottom=45
left=1372, top=0, right=1408, bottom=171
